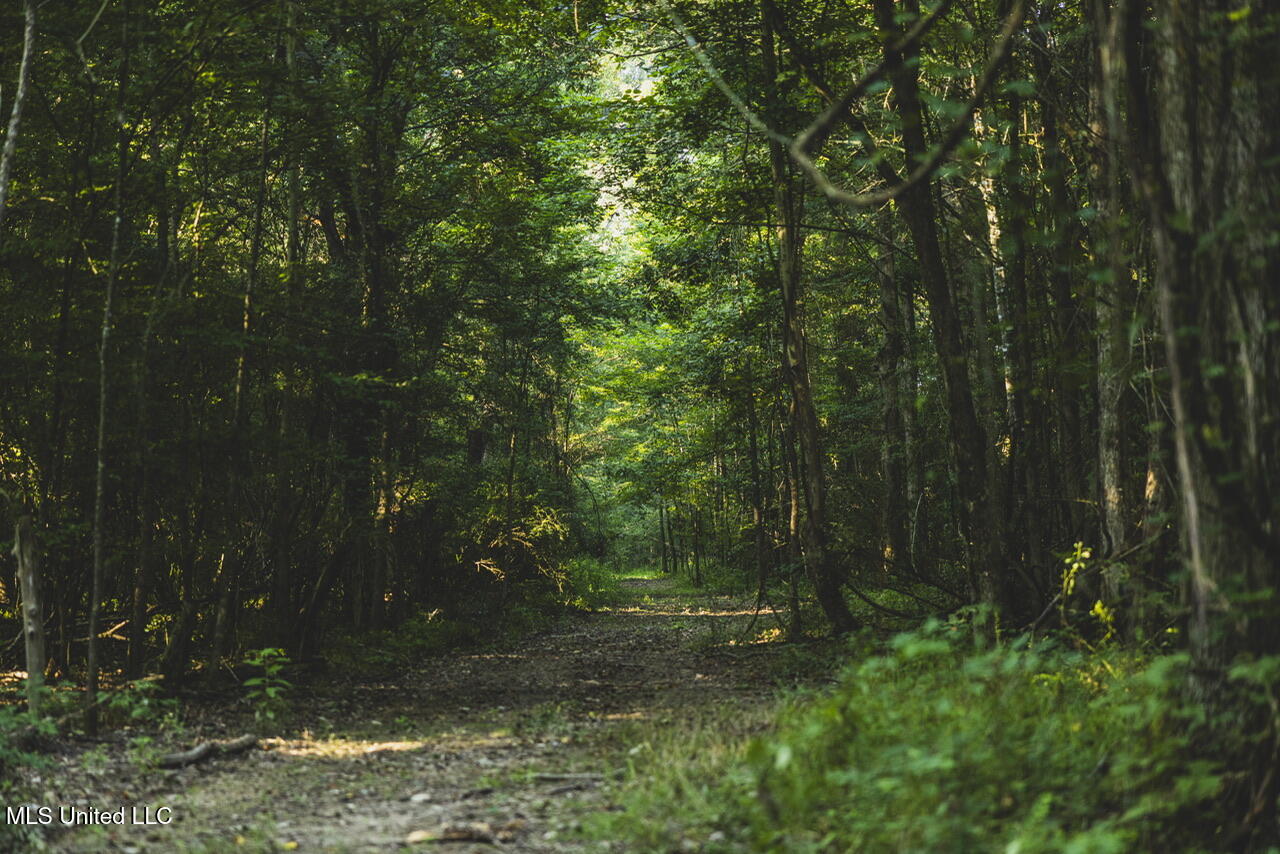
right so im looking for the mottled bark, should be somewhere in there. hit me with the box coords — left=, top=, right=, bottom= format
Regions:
left=1090, top=0, right=1138, bottom=615
left=1114, top=0, right=1280, bottom=695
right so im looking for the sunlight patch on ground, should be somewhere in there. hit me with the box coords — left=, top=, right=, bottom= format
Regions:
left=268, top=737, right=431, bottom=759
left=599, top=605, right=780, bottom=618
left=267, top=728, right=519, bottom=759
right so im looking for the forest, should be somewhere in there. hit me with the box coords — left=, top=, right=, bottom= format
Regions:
left=1, top=0, right=1277, bottom=851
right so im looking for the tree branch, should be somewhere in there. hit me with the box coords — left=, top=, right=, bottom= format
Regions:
left=790, top=0, right=1027, bottom=208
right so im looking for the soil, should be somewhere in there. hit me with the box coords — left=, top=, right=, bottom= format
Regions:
left=21, top=578, right=798, bottom=853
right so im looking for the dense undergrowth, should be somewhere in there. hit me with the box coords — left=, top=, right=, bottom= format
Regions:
left=597, top=614, right=1274, bottom=853
left=1, top=704, right=51, bottom=851
left=323, top=559, right=666, bottom=677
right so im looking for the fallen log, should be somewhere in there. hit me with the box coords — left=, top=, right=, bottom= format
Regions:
left=159, top=734, right=258, bottom=768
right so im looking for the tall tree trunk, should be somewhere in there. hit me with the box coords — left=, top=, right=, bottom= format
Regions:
left=744, top=369, right=770, bottom=597
left=780, top=414, right=804, bottom=640
left=658, top=502, right=669, bottom=575
left=692, top=508, right=703, bottom=587
left=872, top=0, right=1009, bottom=620
left=270, top=0, right=304, bottom=645
left=1091, top=0, right=1133, bottom=604
left=129, top=155, right=172, bottom=679
left=902, top=281, right=929, bottom=576
left=1114, top=0, right=1280, bottom=707
left=978, top=71, right=1041, bottom=588
left=88, top=0, right=131, bottom=734
left=761, top=0, right=857, bottom=633
left=1029, top=0, right=1091, bottom=571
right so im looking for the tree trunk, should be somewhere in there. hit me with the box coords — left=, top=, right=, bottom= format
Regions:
left=658, top=502, right=669, bottom=574
left=1030, top=2, right=1091, bottom=551
left=1114, top=0, right=1280, bottom=701
left=761, top=0, right=857, bottom=633
left=88, top=0, right=131, bottom=734
left=902, top=283, right=929, bottom=576
left=872, top=0, right=1009, bottom=620
left=878, top=251, right=912, bottom=577
left=780, top=415, right=804, bottom=640
left=12, top=512, right=46, bottom=716
left=745, top=369, right=770, bottom=597
left=1091, top=0, right=1137, bottom=616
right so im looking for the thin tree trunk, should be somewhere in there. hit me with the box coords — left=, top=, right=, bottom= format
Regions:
left=1029, top=0, right=1090, bottom=580
left=88, top=0, right=131, bottom=734
left=12, top=512, right=45, bottom=716
left=129, top=146, right=176, bottom=680
left=878, top=251, right=912, bottom=576
left=271, top=0, right=304, bottom=644
left=902, top=284, right=928, bottom=575
left=658, top=502, right=669, bottom=574
left=692, top=508, right=703, bottom=587
left=745, top=369, right=770, bottom=597
left=1090, top=0, right=1137, bottom=615
left=780, top=413, right=805, bottom=640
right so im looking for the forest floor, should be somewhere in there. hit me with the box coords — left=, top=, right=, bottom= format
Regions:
left=26, top=576, right=807, bottom=853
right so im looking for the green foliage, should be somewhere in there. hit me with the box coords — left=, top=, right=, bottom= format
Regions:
left=242, top=648, right=293, bottom=726
left=103, top=679, right=180, bottom=730
left=562, top=557, right=701, bottom=610
left=601, top=622, right=1239, bottom=852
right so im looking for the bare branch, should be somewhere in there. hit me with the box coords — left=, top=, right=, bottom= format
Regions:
left=789, top=0, right=958, bottom=159
left=657, top=0, right=1023, bottom=209
left=655, top=0, right=790, bottom=145
left=790, top=0, right=1028, bottom=208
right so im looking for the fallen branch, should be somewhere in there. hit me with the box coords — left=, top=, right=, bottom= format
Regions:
left=158, top=733, right=258, bottom=768
left=532, top=772, right=604, bottom=783
left=547, top=781, right=597, bottom=795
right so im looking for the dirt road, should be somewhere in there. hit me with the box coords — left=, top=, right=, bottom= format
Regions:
left=37, top=578, right=789, bottom=853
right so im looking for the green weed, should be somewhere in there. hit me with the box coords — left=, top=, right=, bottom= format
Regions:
left=242, top=647, right=293, bottom=726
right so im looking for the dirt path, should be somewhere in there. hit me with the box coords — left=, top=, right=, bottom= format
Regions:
left=35, top=578, right=791, bottom=853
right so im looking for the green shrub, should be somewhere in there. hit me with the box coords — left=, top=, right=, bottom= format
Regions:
left=103, top=677, right=180, bottom=729
left=603, top=619, right=1239, bottom=853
